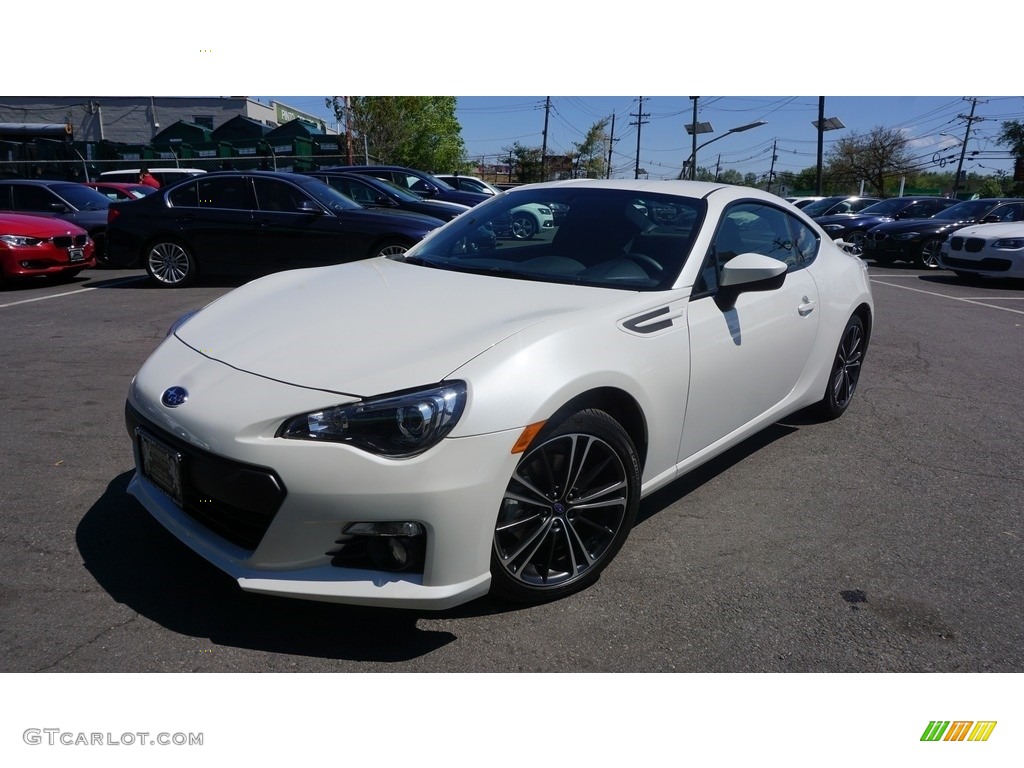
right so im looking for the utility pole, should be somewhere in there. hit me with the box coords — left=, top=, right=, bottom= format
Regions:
left=815, top=97, right=825, bottom=195
left=766, top=139, right=778, bottom=193
left=540, top=97, right=551, bottom=182
left=952, top=97, right=984, bottom=199
left=631, top=97, right=649, bottom=179
left=714, top=154, right=721, bottom=182
left=689, top=97, right=698, bottom=180
left=606, top=112, right=618, bottom=179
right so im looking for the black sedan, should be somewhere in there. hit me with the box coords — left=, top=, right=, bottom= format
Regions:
left=863, top=198, right=1024, bottom=268
left=799, top=195, right=880, bottom=217
left=305, top=171, right=469, bottom=222
left=320, top=165, right=489, bottom=207
left=105, top=171, right=446, bottom=287
left=0, top=179, right=111, bottom=262
left=814, top=197, right=959, bottom=253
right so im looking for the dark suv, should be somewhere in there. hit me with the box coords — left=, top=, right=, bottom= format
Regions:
left=320, top=165, right=488, bottom=207
left=864, top=198, right=1024, bottom=267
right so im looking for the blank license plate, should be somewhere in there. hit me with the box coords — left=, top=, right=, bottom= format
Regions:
left=137, top=429, right=184, bottom=507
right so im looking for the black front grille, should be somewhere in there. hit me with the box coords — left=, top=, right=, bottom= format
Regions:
left=949, top=237, right=964, bottom=251
left=52, top=235, right=72, bottom=248
left=942, top=255, right=1012, bottom=272
left=125, top=403, right=286, bottom=551
left=965, top=238, right=985, bottom=253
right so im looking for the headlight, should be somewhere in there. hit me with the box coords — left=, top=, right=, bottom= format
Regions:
left=279, top=381, right=467, bottom=457
left=993, top=238, right=1024, bottom=249
left=822, top=224, right=843, bottom=234
left=0, top=234, right=42, bottom=246
left=892, top=232, right=919, bottom=241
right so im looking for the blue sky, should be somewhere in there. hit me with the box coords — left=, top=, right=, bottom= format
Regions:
left=260, top=95, right=1023, bottom=181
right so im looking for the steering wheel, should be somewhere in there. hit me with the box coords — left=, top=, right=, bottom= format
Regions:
left=623, top=252, right=664, bottom=273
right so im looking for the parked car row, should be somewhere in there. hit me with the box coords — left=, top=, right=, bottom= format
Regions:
left=792, top=190, right=1024, bottom=277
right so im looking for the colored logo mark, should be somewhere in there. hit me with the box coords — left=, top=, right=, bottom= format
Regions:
left=921, top=721, right=997, bottom=742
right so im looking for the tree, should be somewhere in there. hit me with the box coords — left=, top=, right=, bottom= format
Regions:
left=326, top=97, right=467, bottom=171
left=996, top=120, right=1024, bottom=195
left=825, top=126, right=914, bottom=197
left=506, top=142, right=544, bottom=184
left=571, top=118, right=609, bottom=179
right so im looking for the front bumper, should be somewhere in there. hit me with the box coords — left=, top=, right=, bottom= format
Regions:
left=125, top=338, right=523, bottom=610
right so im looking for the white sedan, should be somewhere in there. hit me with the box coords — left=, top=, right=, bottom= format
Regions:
left=938, top=221, right=1024, bottom=279
left=125, top=180, right=874, bottom=610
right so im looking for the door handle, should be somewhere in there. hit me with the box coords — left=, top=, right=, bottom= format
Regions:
left=798, top=297, right=816, bottom=316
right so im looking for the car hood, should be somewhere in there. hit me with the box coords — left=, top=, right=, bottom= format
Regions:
left=872, top=217, right=971, bottom=234
left=953, top=221, right=1024, bottom=240
left=174, top=258, right=630, bottom=396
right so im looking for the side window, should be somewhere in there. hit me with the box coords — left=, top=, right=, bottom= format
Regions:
left=694, top=202, right=814, bottom=296
left=196, top=177, right=256, bottom=210
left=168, top=181, right=199, bottom=208
left=13, top=185, right=61, bottom=212
left=253, top=178, right=309, bottom=212
left=0, top=185, right=12, bottom=210
left=993, top=203, right=1023, bottom=222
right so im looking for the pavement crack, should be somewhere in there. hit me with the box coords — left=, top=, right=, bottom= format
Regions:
left=33, top=611, right=140, bottom=671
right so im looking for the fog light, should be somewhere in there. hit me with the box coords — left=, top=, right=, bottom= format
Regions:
left=340, top=521, right=426, bottom=572
left=344, top=521, right=424, bottom=538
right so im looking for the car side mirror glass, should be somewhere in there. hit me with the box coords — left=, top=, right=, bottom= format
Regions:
left=298, top=200, right=322, bottom=214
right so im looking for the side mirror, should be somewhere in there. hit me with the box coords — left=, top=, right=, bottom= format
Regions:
left=298, top=200, right=322, bottom=214
left=981, top=215, right=999, bottom=223
left=720, top=252, right=788, bottom=288
left=49, top=202, right=70, bottom=213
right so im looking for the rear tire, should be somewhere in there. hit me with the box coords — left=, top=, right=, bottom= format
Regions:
left=819, top=314, right=866, bottom=420
left=145, top=239, right=196, bottom=287
left=490, top=409, right=640, bottom=604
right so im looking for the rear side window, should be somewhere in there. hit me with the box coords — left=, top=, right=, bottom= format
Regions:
left=195, top=178, right=256, bottom=210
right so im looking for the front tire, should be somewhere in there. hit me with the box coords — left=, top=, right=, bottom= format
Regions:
left=819, top=314, right=866, bottom=420
left=145, top=239, right=196, bottom=287
left=491, top=409, right=640, bottom=604
left=845, top=230, right=866, bottom=255
left=370, top=239, right=412, bottom=259
left=919, top=238, right=943, bottom=269
left=510, top=212, right=538, bottom=240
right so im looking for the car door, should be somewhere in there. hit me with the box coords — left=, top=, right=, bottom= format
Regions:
left=679, top=202, right=822, bottom=461
left=174, top=176, right=258, bottom=274
left=252, top=177, right=360, bottom=269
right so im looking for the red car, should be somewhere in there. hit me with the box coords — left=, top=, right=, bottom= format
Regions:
left=84, top=182, right=156, bottom=202
left=0, top=213, right=96, bottom=285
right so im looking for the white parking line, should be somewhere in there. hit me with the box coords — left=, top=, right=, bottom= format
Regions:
left=0, top=276, right=147, bottom=309
left=870, top=278, right=1024, bottom=316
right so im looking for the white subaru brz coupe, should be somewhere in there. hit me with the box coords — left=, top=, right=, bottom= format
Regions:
left=125, top=179, right=874, bottom=609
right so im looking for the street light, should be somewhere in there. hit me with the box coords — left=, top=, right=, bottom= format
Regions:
left=813, top=97, right=844, bottom=194
left=681, top=120, right=767, bottom=180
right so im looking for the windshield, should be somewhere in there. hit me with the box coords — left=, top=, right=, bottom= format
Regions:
left=931, top=200, right=998, bottom=220
left=801, top=197, right=846, bottom=216
left=51, top=183, right=111, bottom=211
left=366, top=176, right=425, bottom=203
left=297, top=178, right=362, bottom=211
left=408, top=187, right=705, bottom=291
left=858, top=198, right=915, bottom=216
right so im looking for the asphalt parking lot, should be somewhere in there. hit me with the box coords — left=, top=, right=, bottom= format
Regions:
left=1, top=264, right=1021, bottom=673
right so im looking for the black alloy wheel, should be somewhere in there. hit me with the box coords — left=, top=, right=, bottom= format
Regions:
left=491, top=409, right=640, bottom=604
left=820, top=314, right=866, bottom=419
